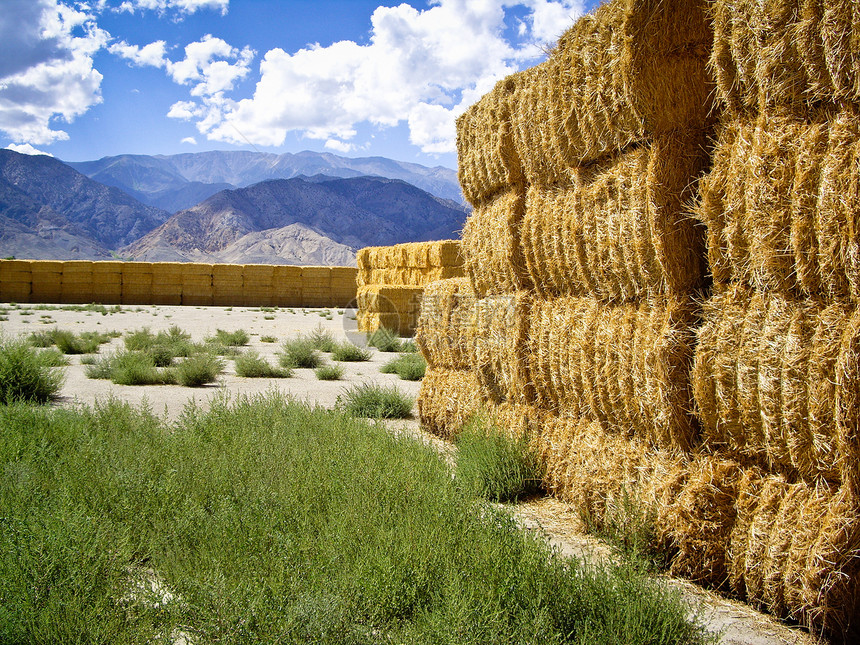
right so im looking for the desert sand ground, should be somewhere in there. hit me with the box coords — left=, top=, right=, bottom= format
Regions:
left=0, top=302, right=825, bottom=645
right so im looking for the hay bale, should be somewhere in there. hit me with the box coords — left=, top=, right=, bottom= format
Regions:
left=698, top=104, right=860, bottom=301
left=471, top=292, right=534, bottom=405
left=455, top=76, right=523, bottom=205
left=417, top=368, right=482, bottom=439
left=461, top=189, right=531, bottom=297
left=30, top=261, right=62, bottom=303
left=522, top=132, right=707, bottom=301
left=710, top=0, right=860, bottom=114
left=667, top=458, right=744, bottom=588
left=529, top=295, right=698, bottom=453
left=692, top=286, right=855, bottom=483
left=534, top=0, right=713, bottom=169
left=0, top=260, right=32, bottom=302
left=414, top=278, right=476, bottom=371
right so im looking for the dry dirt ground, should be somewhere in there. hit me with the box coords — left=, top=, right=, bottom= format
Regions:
left=0, top=303, right=827, bottom=645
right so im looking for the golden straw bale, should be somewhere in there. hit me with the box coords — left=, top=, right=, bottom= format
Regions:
left=538, top=0, right=712, bottom=169
left=461, top=189, right=531, bottom=297
left=455, top=75, right=523, bottom=205
left=529, top=295, right=698, bottom=453
left=539, top=415, right=660, bottom=529
left=471, top=292, right=534, bottom=405
left=799, top=484, right=860, bottom=637
left=417, top=368, right=482, bottom=440
left=523, top=133, right=707, bottom=301
left=697, top=105, right=860, bottom=301
left=693, top=286, right=855, bottom=482
left=710, top=0, right=860, bottom=113
left=414, top=278, right=476, bottom=371
left=726, top=466, right=767, bottom=597
left=428, top=240, right=463, bottom=268
left=742, top=476, right=791, bottom=605
left=666, top=458, right=743, bottom=588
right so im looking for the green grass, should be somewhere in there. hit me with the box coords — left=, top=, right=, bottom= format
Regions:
left=234, top=351, right=292, bottom=378
left=109, top=351, right=176, bottom=386
left=279, top=337, right=322, bottom=369
left=455, top=413, right=544, bottom=503
left=339, top=383, right=414, bottom=419
left=259, top=335, right=277, bottom=343
left=173, top=353, right=223, bottom=387
left=0, top=394, right=709, bottom=644
left=35, top=348, right=70, bottom=367
left=315, top=363, right=344, bottom=380
left=330, top=341, right=372, bottom=362
left=0, top=336, right=65, bottom=403
left=306, top=324, right=336, bottom=352
left=367, top=327, right=410, bottom=352
left=208, top=328, right=250, bottom=347
left=380, top=352, right=426, bottom=380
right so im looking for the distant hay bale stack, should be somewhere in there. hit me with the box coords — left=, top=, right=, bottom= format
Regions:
left=415, top=278, right=476, bottom=371
left=121, top=262, right=153, bottom=305
left=60, top=260, right=94, bottom=304
left=455, top=76, right=523, bottom=205
left=0, top=259, right=32, bottom=303
left=533, top=0, right=713, bottom=170
left=471, top=292, right=534, bottom=405
left=29, top=260, right=63, bottom=303
left=356, top=284, right=424, bottom=337
left=241, top=264, right=274, bottom=307
left=91, top=261, right=123, bottom=304
left=272, top=265, right=303, bottom=307
left=417, top=368, right=482, bottom=439
left=522, top=132, right=707, bottom=301
left=696, top=105, right=860, bottom=301
left=330, top=266, right=358, bottom=306
left=710, top=0, right=860, bottom=115
left=529, top=295, right=699, bottom=453
left=461, top=189, right=531, bottom=297
left=150, top=263, right=183, bottom=305
left=692, top=285, right=860, bottom=484
left=357, top=241, right=464, bottom=288
left=179, top=263, right=214, bottom=306
left=301, top=266, right=332, bottom=308
left=211, top=263, right=243, bottom=306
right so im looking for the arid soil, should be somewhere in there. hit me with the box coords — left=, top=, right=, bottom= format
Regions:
left=0, top=303, right=826, bottom=645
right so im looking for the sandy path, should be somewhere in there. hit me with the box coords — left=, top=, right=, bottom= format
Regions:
left=0, top=302, right=825, bottom=645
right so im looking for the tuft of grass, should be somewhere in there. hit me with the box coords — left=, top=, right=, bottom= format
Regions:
left=84, top=354, right=116, bottom=380
left=306, top=324, right=336, bottom=352
left=330, top=341, right=371, bottom=362
left=27, top=330, right=54, bottom=348
left=588, top=488, right=669, bottom=570
left=367, top=327, right=408, bottom=352
left=173, top=353, right=222, bottom=387
left=338, top=383, right=413, bottom=419
left=36, top=348, right=70, bottom=367
left=315, top=363, right=344, bottom=381
left=208, top=328, right=250, bottom=347
left=110, top=351, right=175, bottom=386
left=234, top=351, right=291, bottom=378
left=455, top=413, right=544, bottom=503
left=380, top=353, right=426, bottom=381
left=279, top=338, right=322, bottom=369
left=259, top=335, right=277, bottom=343
left=0, top=336, right=65, bottom=403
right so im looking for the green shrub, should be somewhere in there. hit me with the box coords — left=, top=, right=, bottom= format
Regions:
left=315, top=364, right=344, bottom=381
left=27, top=330, right=54, bottom=348
left=173, top=354, right=222, bottom=387
left=208, top=328, right=250, bottom=347
left=259, top=335, right=277, bottom=343
left=124, top=327, right=156, bottom=351
left=455, top=414, right=544, bottom=503
left=589, top=488, right=668, bottom=570
left=146, top=344, right=175, bottom=368
left=366, top=327, right=406, bottom=352
left=330, top=341, right=371, bottom=362
left=36, top=348, right=70, bottom=367
left=306, top=324, right=336, bottom=352
left=380, top=353, right=426, bottom=380
left=84, top=354, right=115, bottom=379
left=52, top=330, right=101, bottom=354
left=279, top=338, right=322, bottom=369
left=339, top=383, right=413, bottom=419
left=234, top=351, right=291, bottom=378
left=110, top=351, right=175, bottom=386
left=0, top=336, right=64, bottom=403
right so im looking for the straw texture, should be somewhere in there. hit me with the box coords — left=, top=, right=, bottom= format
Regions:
left=414, top=278, right=476, bottom=371
left=417, top=368, right=482, bottom=440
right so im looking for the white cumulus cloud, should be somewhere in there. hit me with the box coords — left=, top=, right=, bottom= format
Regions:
left=116, top=0, right=229, bottom=16
left=0, top=0, right=109, bottom=146
left=176, top=0, right=585, bottom=155
left=5, top=143, right=54, bottom=156
left=180, top=136, right=197, bottom=145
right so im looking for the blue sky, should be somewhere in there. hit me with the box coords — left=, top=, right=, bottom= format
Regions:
left=0, top=0, right=595, bottom=169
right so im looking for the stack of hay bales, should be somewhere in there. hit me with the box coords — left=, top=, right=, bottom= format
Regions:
left=151, top=263, right=183, bottom=305
left=121, top=262, right=153, bottom=305
left=423, top=0, right=713, bottom=501
left=91, top=262, right=123, bottom=304
left=60, top=261, right=95, bottom=304
left=356, top=241, right=464, bottom=337
left=29, top=261, right=62, bottom=303
left=691, top=0, right=860, bottom=634
left=181, top=264, right=214, bottom=306
left=0, top=260, right=32, bottom=303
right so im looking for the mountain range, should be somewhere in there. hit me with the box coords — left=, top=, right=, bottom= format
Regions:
left=0, top=149, right=468, bottom=266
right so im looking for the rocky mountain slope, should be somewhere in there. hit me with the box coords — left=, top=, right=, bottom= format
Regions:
left=122, top=175, right=468, bottom=265
left=68, top=149, right=463, bottom=213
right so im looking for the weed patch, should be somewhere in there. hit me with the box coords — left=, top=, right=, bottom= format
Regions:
left=339, top=383, right=413, bottom=419
left=380, top=353, right=426, bottom=380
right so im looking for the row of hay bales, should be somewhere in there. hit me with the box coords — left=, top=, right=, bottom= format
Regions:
left=417, top=0, right=860, bottom=638
left=0, top=260, right=357, bottom=308
left=355, top=241, right=464, bottom=337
